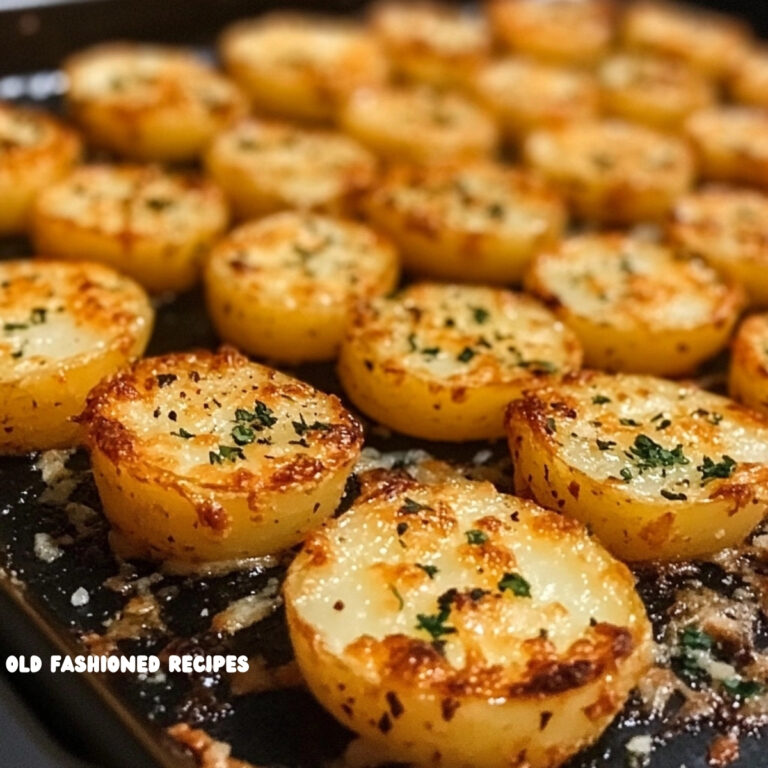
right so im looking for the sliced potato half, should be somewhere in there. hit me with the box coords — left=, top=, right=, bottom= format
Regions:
left=79, top=348, right=363, bottom=565
left=370, top=1, right=491, bottom=88
left=338, top=283, right=582, bottom=441
left=685, top=107, right=768, bottom=188
left=472, top=58, right=599, bottom=141
left=204, top=118, right=377, bottom=220
left=64, top=43, right=247, bottom=162
left=525, top=233, right=744, bottom=377
left=731, top=47, right=768, bottom=108
left=338, top=85, right=499, bottom=165
left=0, top=260, right=152, bottom=454
left=524, top=119, right=694, bottom=224
left=220, top=13, right=388, bottom=122
left=621, top=2, right=750, bottom=80
left=32, top=164, right=228, bottom=294
left=364, top=162, right=566, bottom=285
left=0, top=103, right=81, bottom=236
left=506, top=371, right=768, bottom=561
left=285, top=469, right=652, bottom=768
left=486, top=0, right=615, bottom=68
left=669, top=187, right=768, bottom=308
left=730, top=314, right=768, bottom=416
left=205, top=212, right=400, bottom=363
left=598, top=52, right=714, bottom=131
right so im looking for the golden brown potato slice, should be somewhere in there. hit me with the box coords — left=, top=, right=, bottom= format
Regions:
left=472, top=57, right=600, bottom=141
left=370, top=1, right=491, bottom=88
left=338, top=85, right=499, bottom=164
left=525, top=232, right=744, bottom=377
left=338, top=283, right=582, bottom=441
left=669, top=186, right=768, bottom=308
left=598, top=52, right=714, bottom=131
left=204, top=118, right=377, bottom=220
left=285, top=469, right=652, bottom=768
left=685, top=107, right=768, bottom=188
left=730, top=314, right=768, bottom=416
left=79, top=348, right=363, bottom=566
left=621, top=1, right=750, bottom=80
left=364, top=162, right=566, bottom=285
left=731, top=47, right=768, bottom=107
left=524, top=119, right=694, bottom=224
left=64, top=43, right=247, bottom=161
left=220, top=12, right=388, bottom=122
left=486, top=0, right=615, bottom=67
left=0, top=260, right=152, bottom=454
left=507, top=371, right=768, bottom=561
left=0, top=103, right=81, bottom=236
left=32, top=164, right=228, bottom=294
left=205, top=212, right=400, bottom=363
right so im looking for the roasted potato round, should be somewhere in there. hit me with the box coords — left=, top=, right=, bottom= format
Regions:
left=338, top=283, right=582, bottom=441
left=486, top=0, right=615, bottom=68
left=338, top=85, right=499, bottom=165
left=506, top=371, right=768, bottom=561
left=621, top=2, right=750, bottom=80
left=370, top=1, right=491, bottom=88
left=728, top=315, right=768, bottom=414
left=523, top=120, right=694, bottom=224
left=685, top=107, right=768, bottom=188
left=731, top=47, right=768, bottom=108
left=525, top=233, right=744, bottom=377
left=0, top=260, right=152, bottom=454
left=285, top=469, right=652, bottom=768
left=730, top=314, right=768, bottom=417
left=205, top=212, right=400, bottom=363
left=204, top=118, right=378, bottom=220
left=598, top=52, right=714, bottom=131
left=79, top=348, right=363, bottom=566
left=0, top=103, right=81, bottom=236
left=364, top=162, right=566, bottom=285
left=472, top=58, right=599, bottom=142
left=669, top=187, right=768, bottom=308
left=220, top=13, right=388, bottom=122
left=32, top=164, right=228, bottom=294
left=64, top=43, right=247, bottom=162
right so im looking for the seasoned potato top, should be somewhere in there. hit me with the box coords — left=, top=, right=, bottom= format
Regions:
left=599, top=52, right=713, bottom=110
left=732, top=313, right=768, bottom=374
left=348, top=284, right=581, bottom=386
left=34, top=164, right=228, bottom=243
left=670, top=187, right=768, bottom=266
left=368, top=162, right=565, bottom=239
left=527, top=233, right=742, bottom=330
left=65, top=44, right=246, bottom=120
left=525, top=120, right=693, bottom=189
left=207, top=212, right=398, bottom=305
left=81, top=348, right=363, bottom=491
left=509, top=371, right=768, bottom=504
left=487, top=0, right=614, bottom=61
left=0, top=102, right=80, bottom=178
left=371, top=1, right=490, bottom=58
left=288, top=470, right=648, bottom=693
left=622, top=2, right=749, bottom=75
left=207, top=119, right=377, bottom=209
left=221, top=14, right=387, bottom=88
left=731, top=47, right=768, bottom=104
left=0, top=259, right=151, bottom=378
left=342, top=86, right=498, bottom=152
left=686, top=107, right=768, bottom=163
left=474, top=58, right=598, bottom=124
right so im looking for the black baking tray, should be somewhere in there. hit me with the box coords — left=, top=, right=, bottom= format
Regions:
left=4, top=2, right=768, bottom=767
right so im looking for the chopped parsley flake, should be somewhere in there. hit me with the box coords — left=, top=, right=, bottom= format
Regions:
left=596, top=438, right=616, bottom=451
left=457, top=347, right=476, bottom=363
left=629, top=434, right=689, bottom=471
left=209, top=445, right=245, bottom=464
left=389, top=585, right=404, bottom=611
left=416, top=563, right=439, bottom=579
left=498, top=572, right=531, bottom=597
left=232, top=424, right=255, bottom=445
left=415, top=590, right=457, bottom=640
left=465, top=529, right=488, bottom=545
left=722, top=678, right=764, bottom=699
left=472, top=306, right=490, bottom=324
left=293, top=413, right=332, bottom=437
left=592, top=395, right=611, bottom=405
left=401, top=497, right=433, bottom=514
left=620, top=467, right=633, bottom=483
left=620, top=418, right=640, bottom=427
left=698, top=455, right=736, bottom=485
left=661, top=489, right=687, bottom=501
left=171, top=428, right=195, bottom=439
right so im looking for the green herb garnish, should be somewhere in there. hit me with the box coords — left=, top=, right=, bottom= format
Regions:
left=498, top=572, right=531, bottom=597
